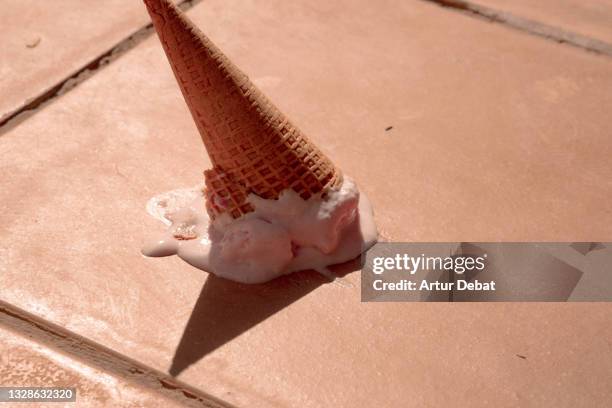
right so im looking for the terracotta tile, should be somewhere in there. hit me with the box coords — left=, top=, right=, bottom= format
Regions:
left=1, top=0, right=611, bottom=407
left=0, top=326, right=186, bottom=407
left=0, top=0, right=173, bottom=122
left=475, top=0, right=612, bottom=43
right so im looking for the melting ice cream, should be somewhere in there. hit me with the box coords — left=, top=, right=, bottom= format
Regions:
left=140, top=0, right=377, bottom=282
left=143, top=177, right=377, bottom=283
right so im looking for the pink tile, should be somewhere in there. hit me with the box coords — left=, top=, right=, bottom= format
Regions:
left=0, top=0, right=175, bottom=122
left=1, top=0, right=611, bottom=406
left=0, top=326, right=188, bottom=407
left=475, top=0, right=612, bottom=43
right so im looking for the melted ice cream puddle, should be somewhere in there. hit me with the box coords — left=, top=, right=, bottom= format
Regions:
left=142, top=178, right=377, bottom=283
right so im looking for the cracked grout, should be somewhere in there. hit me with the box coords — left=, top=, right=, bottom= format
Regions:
left=421, top=0, right=612, bottom=58
left=0, top=299, right=235, bottom=408
left=0, top=0, right=202, bottom=136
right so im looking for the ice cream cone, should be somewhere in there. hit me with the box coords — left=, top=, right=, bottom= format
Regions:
left=143, top=0, right=343, bottom=219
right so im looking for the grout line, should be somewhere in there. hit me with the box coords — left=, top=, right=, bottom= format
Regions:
left=0, top=0, right=202, bottom=136
left=421, top=0, right=612, bottom=57
left=0, top=299, right=236, bottom=408
left=3, top=0, right=609, bottom=137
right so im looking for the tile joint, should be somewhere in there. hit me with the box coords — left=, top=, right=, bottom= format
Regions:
left=0, top=0, right=202, bottom=136
left=421, top=0, right=612, bottom=58
left=0, top=299, right=235, bottom=408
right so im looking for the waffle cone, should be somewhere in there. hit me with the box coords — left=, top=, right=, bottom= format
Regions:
left=143, top=0, right=343, bottom=219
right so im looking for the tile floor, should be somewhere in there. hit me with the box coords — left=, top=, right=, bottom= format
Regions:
left=1, top=0, right=611, bottom=407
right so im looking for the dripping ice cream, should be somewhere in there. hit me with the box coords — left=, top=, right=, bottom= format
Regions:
left=140, top=0, right=377, bottom=283
left=142, top=178, right=377, bottom=283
